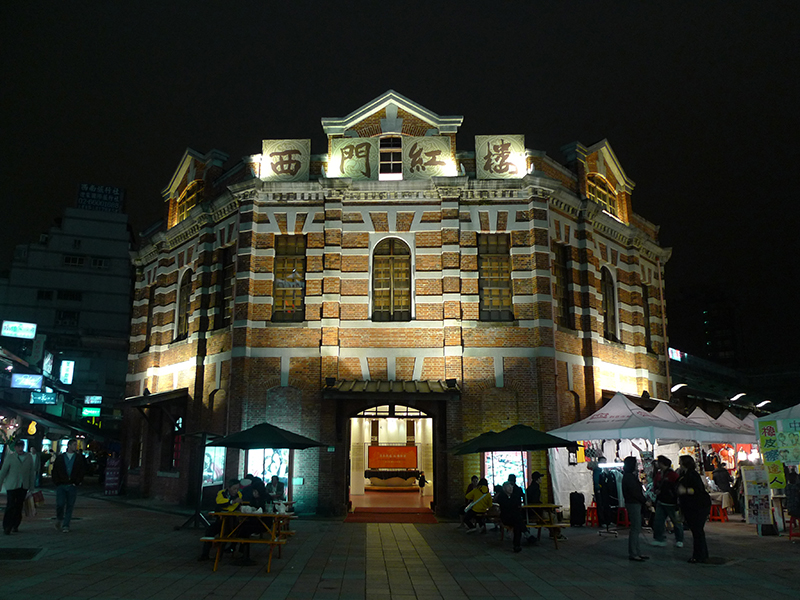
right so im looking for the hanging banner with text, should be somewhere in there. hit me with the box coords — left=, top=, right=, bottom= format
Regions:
left=368, top=446, right=418, bottom=469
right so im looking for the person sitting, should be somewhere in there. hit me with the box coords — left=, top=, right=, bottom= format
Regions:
left=464, top=478, right=492, bottom=533
left=266, top=475, right=286, bottom=502
left=496, top=481, right=535, bottom=553
left=459, top=476, right=480, bottom=528
left=527, top=471, right=543, bottom=504
left=199, top=479, right=242, bottom=561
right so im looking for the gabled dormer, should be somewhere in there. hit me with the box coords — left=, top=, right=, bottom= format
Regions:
left=562, top=140, right=634, bottom=223
left=321, top=90, right=464, bottom=180
left=163, top=148, right=229, bottom=229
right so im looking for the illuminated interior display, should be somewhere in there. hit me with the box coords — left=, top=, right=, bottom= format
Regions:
left=475, top=135, right=526, bottom=179
left=59, top=360, right=75, bottom=384
left=260, top=139, right=310, bottom=181
left=328, top=138, right=379, bottom=179
left=1, top=320, right=37, bottom=339
left=402, top=136, right=456, bottom=179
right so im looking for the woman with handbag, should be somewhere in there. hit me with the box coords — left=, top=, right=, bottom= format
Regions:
left=464, top=477, right=492, bottom=533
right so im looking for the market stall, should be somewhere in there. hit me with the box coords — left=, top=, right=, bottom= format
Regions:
left=546, top=394, right=755, bottom=514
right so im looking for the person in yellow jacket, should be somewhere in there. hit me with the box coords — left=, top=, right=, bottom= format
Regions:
left=464, top=477, right=492, bottom=533
left=199, top=478, right=243, bottom=560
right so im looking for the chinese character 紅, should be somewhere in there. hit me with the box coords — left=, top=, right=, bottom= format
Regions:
left=483, top=140, right=518, bottom=175
left=270, top=149, right=303, bottom=177
left=409, top=142, right=445, bottom=173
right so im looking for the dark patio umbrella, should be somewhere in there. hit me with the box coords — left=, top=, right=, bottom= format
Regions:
left=206, top=422, right=326, bottom=450
left=454, top=424, right=577, bottom=455
left=448, top=430, right=499, bottom=455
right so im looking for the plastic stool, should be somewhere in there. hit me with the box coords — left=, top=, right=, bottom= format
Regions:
left=616, top=507, right=630, bottom=527
left=586, top=504, right=598, bottom=527
left=709, top=505, right=728, bottom=522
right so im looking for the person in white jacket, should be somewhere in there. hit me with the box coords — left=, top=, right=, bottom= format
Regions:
left=0, top=439, right=36, bottom=535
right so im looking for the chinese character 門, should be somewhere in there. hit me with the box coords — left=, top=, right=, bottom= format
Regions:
left=339, top=142, right=372, bottom=178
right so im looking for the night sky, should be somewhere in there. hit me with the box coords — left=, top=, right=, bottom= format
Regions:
left=2, top=2, right=798, bottom=367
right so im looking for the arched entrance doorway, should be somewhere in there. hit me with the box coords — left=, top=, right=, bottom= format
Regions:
left=349, top=404, right=433, bottom=510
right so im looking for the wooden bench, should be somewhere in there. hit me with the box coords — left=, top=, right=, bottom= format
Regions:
left=202, top=536, right=286, bottom=573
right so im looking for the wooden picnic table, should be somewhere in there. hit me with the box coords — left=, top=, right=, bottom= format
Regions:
left=203, top=511, right=297, bottom=572
left=522, top=503, right=567, bottom=549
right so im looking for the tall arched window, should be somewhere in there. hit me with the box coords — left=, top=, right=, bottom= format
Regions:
left=587, top=175, right=618, bottom=217
left=601, top=267, right=618, bottom=342
left=372, top=238, right=411, bottom=321
left=176, top=269, right=193, bottom=341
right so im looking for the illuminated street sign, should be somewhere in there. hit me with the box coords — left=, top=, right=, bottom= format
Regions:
left=85, top=395, right=103, bottom=405
left=59, top=360, right=75, bottom=384
left=81, top=407, right=101, bottom=417
left=30, top=391, right=58, bottom=404
left=11, top=373, right=44, bottom=389
left=1, top=320, right=37, bottom=339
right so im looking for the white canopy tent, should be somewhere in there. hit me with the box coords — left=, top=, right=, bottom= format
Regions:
left=755, top=402, right=800, bottom=424
left=742, top=413, right=759, bottom=431
left=550, top=394, right=741, bottom=443
left=715, top=409, right=754, bottom=433
left=546, top=393, right=751, bottom=510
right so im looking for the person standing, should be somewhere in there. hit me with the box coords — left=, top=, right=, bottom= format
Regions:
left=622, top=456, right=649, bottom=562
left=677, top=454, right=711, bottom=563
left=0, top=439, right=35, bottom=535
left=651, top=455, right=684, bottom=548
left=527, top=471, right=543, bottom=504
left=418, top=471, right=427, bottom=495
left=266, top=475, right=285, bottom=501
left=52, top=439, right=87, bottom=533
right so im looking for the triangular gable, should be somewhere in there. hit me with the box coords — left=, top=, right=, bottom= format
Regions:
left=161, top=148, right=229, bottom=202
left=584, top=139, right=635, bottom=194
left=715, top=410, right=748, bottom=432
left=321, top=89, right=464, bottom=138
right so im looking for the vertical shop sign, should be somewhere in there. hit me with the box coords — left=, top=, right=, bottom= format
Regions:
left=758, top=420, right=786, bottom=489
left=104, top=457, right=122, bottom=495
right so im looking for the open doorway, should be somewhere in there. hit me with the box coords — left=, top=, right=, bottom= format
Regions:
left=349, top=404, right=433, bottom=511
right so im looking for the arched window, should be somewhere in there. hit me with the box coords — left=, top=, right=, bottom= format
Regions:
left=587, top=175, right=618, bottom=217
left=175, top=269, right=193, bottom=341
left=601, top=267, right=618, bottom=342
left=372, top=238, right=411, bottom=322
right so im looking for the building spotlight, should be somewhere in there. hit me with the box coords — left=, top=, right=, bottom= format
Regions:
left=670, top=383, right=687, bottom=392
left=756, top=400, right=771, bottom=408
left=730, top=393, right=747, bottom=402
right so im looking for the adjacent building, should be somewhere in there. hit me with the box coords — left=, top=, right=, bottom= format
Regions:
left=0, top=190, right=133, bottom=438
left=121, top=91, right=671, bottom=515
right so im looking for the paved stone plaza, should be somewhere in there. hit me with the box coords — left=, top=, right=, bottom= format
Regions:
left=1, top=490, right=798, bottom=600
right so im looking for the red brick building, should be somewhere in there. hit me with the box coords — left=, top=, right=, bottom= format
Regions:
left=120, top=91, right=670, bottom=515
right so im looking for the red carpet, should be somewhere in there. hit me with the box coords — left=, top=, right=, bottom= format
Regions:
left=344, top=507, right=438, bottom=524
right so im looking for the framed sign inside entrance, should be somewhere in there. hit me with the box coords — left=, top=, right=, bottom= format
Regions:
left=368, top=446, right=417, bottom=469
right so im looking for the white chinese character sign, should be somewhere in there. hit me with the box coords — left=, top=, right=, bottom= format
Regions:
left=329, top=138, right=379, bottom=180
left=261, top=139, right=311, bottom=182
left=475, top=135, right=526, bottom=179
left=402, top=136, right=454, bottom=180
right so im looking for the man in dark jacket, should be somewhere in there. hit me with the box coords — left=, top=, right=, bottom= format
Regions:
left=496, top=481, right=534, bottom=553
left=51, top=439, right=87, bottom=533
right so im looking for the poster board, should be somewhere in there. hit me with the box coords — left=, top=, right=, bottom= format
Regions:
left=741, top=465, right=772, bottom=526
left=368, top=446, right=417, bottom=469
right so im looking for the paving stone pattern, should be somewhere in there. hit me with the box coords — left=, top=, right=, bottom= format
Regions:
left=1, top=491, right=799, bottom=599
